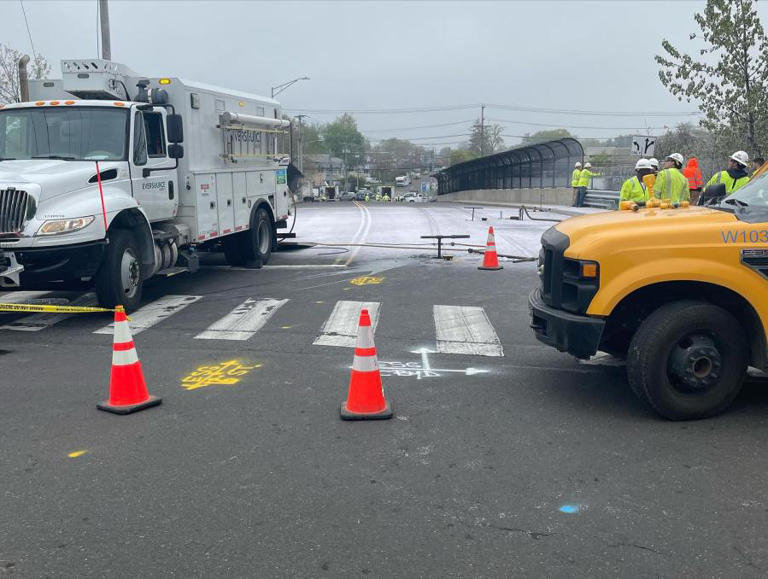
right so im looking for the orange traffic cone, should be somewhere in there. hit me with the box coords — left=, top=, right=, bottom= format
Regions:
left=478, top=226, right=503, bottom=270
left=340, top=308, right=392, bottom=420
left=97, top=306, right=162, bottom=415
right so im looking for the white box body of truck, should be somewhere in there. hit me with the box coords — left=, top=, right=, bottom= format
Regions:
left=0, top=59, right=294, bottom=310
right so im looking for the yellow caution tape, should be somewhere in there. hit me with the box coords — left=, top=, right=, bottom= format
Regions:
left=0, top=302, right=115, bottom=314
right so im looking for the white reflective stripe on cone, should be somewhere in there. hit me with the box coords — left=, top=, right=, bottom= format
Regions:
left=352, top=354, right=379, bottom=372
left=112, top=347, right=139, bottom=366
left=356, top=324, right=375, bottom=349
left=113, top=320, right=133, bottom=344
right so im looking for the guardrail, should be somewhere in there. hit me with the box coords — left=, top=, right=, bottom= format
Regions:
left=584, top=189, right=619, bottom=210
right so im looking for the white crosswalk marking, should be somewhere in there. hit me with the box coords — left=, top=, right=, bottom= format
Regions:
left=433, top=305, right=503, bottom=357
left=0, top=291, right=54, bottom=304
left=0, top=292, right=99, bottom=332
left=94, top=295, right=202, bottom=335
left=194, top=298, right=288, bottom=341
left=313, top=300, right=381, bottom=347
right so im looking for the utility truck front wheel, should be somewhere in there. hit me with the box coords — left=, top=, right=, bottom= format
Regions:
left=627, top=301, right=748, bottom=420
left=95, top=229, right=144, bottom=312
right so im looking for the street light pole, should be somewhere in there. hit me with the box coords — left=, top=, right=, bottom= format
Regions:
left=271, top=76, right=310, bottom=99
left=480, top=104, right=485, bottom=156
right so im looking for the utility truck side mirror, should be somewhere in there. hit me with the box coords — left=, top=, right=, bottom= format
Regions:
left=168, top=144, right=184, bottom=159
left=698, top=183, right=726, bottom=206
left=167, top=114, right=184, bottom=143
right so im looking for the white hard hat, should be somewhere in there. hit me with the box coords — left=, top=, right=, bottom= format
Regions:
left=584, top=162, right=592, bottom=169
left=649, top=157, right=659, bottom=168
left=574, top=162, right=582, bottom=168
left=730, top=150, right=749, bottom=166
left=635, top=158, right=652, bottom=170
left=667, top=153, right=684, bottom=166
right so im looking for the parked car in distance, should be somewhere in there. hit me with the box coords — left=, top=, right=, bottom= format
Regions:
left=340, top=191, right=356, bottom=201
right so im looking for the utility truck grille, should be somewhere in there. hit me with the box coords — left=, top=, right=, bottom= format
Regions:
left=0, top=189, right=31, bottom=234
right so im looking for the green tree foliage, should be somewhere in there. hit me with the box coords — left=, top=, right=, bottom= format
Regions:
left=588, top=152, right=612, bottom=167
left=522, top=128, right=573, bottom=144
left=656, top=0, right=768, bottom=154
left=0, top=43, right=51, bottom=104
left=321, top=113, right=368, bottom=165
left=468, top=119, right=504, bottom=155
left=300, top=123, right=328, bottom=155
left=450, top=149, right=478, bottom=165
left=374, top=138, right=424, bottom=170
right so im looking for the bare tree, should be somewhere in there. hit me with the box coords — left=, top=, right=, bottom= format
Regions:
left=0, top=43, right=51, bottom=104
left=468, top=119, right=504, bottom=156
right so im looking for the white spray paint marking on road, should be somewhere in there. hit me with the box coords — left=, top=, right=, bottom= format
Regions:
left=376, top=350, right=489, bottom=379
left=433, top=305, right=504, bottom=357
left=0, top=293, right=99, bottom=332
left=194, top=298, right=289, bottom=341
left=94, top=295, right=202, bottom=335
left=313, top=300, right=380, bottom=347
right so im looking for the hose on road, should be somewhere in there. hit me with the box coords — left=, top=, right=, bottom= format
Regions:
left=298, top=241, right=537, bottom=262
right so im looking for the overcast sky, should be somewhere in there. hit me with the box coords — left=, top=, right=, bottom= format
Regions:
left=3, top=0, right=765, bottom=149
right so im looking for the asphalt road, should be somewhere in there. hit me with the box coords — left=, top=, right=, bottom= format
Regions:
left=1, top=201, right=767, bottom=578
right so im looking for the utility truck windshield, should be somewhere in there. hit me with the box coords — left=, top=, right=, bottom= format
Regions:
left=0, top=107, right=129, bottom=162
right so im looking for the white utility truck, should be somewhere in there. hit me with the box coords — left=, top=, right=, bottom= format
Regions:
left=0, top=59, right=294, bottom=310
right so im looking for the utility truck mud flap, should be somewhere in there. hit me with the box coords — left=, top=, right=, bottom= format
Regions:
left=0, top=251, right=24, bottom=288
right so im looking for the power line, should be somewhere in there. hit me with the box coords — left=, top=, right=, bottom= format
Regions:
left=285, top=103, right=700, bottom=118
left=500, top=133, right=628, bottom=141
left=362, top=119, right=475, bottom=133
left=392, top=133, right=471, bottom=141
left=487, top=118, right=668, bottom=131
left=486, top=103, right=700, bottom=118
left=18, top=0, right=37, bottom=60
left=285, top=104, right=478, bottom=115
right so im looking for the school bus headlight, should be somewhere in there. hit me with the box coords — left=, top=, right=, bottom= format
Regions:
left=38, top=216, right=95, bottom=235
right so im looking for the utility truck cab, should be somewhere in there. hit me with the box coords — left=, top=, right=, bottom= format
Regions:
left=530, top=174, right=768, bottom=420
left=0, top=60, right=293, bottom=310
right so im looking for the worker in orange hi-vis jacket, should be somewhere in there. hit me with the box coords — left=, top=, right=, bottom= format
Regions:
left=683, top=157, right=703, bottom=205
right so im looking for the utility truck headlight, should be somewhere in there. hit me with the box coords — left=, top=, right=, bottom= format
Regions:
left=38, top=216, right=95, bottom=235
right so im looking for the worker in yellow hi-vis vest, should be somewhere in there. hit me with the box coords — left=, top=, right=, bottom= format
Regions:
left=705, top=150, right=750, bottom=195
left=571, top=162, right=582, bottom=206
left=653, top=153, right=690, bottom=205
left=619, top=159, right=653, bottom=205
left=576, top=162, right=601, bottom=207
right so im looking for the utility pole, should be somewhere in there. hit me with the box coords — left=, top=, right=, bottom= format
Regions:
left=480, top=104, right=485, bottom=156
left=99, top=0, right=111, bottom=60
left=296, top=114, right=308, bottom=174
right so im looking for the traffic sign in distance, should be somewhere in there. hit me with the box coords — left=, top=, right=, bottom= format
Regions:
left=631, top=136, right=656, bottom=156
